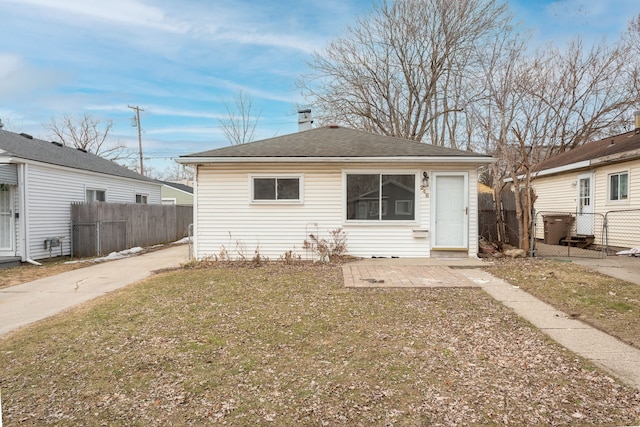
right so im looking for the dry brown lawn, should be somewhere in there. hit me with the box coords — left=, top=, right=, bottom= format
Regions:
left=1, top=261, right=639, bottom=426
left=0, top=257, right=86, bottom=289
left=484, top=257, right=640, bottom=349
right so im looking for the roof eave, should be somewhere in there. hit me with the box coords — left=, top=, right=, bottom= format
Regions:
left=532, top=160, right=592, bottom=178
left=177, top=156, right=496, bottom=164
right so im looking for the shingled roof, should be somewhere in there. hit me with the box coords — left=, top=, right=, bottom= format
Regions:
left=533, top=130, right=640, bottom=174
left=181, top=126, right=493, bottom=161
left=0, top=129, right=154, bottom=182
left=161, top=181, right=193, bottom=194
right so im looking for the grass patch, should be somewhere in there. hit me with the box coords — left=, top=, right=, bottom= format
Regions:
left=484, top=258, right=640, bottom=348
left=1, top=262, right=639, bottom=425
left=0, top=257, right=86, bottom=289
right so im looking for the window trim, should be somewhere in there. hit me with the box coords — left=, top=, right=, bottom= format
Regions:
left=395, top=199, right=414, bottom=216
left=135, top=193, right=149, bottom=204
left=343, top=170, right=419, bottom=224
left=85, top=188, right=106, bottom=202
left=249, top=174, right=304, bottom=204
left=608, top=171, right=629, bottom=203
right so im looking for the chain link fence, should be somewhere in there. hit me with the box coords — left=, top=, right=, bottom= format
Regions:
left=604, top=209, right=640, bottom=255
left=532, top=211, right=605, bottom=259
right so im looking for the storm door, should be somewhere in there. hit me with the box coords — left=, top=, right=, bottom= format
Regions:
left=432, top=173, right=468, bottom=249
left=576, top=173, right=594, bottom=235
left=0, top=183, right=14, bottom=254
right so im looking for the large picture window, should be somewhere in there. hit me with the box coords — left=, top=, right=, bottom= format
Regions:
left=609, top=172, right=628, bottom=201
left=346, top=173, right=415, bottom=221
left=252, top=176, right=301, bottom=202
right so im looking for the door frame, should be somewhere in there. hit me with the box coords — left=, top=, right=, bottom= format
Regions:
left=576, top=172, right=594, bottom=235
left=0, top=183, right=16, bottom=256
left=430, top=172, right=469, bottom=250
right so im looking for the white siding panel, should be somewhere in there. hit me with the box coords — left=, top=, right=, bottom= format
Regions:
left=533, top=174, right=579, bottom=214
left=195, top=162, right=480, bottom=260
left=533, top=160, right=640, bottom=248
left=594, top=161, right=640, bottom=249
left=25, top=164, right=161, bottom=260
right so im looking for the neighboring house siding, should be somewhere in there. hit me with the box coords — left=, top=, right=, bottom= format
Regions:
left=594, top=161, right=640, bottom=212
left=532, top=160, right=640, bottom=248
left=532, top=173, right=579, bottom=214
left=532, top=174, right=579, bottom=241
left=162, top=186, right=193, bottom=205
left=25, top=163, right=161, bottom=260
left=195, top=162, right=479, bottom=259
left=594, top=161, right=640, bottom=249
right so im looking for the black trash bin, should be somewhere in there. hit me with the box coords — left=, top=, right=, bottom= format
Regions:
left=543, top=215, right=574, bottom=245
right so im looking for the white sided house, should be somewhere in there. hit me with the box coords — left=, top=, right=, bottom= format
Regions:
left=178, top=126, right=494, bottom=260
left=532, top=129, right=640, bottom=251
left=0, top=129, right=161, bottom=264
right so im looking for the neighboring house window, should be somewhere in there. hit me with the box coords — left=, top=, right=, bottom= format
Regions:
left=251, top=176, right=302, bottom=202
left=136, top=194, right=148, bottom=204
left=346, top=173, right=416, bottom=221
left=395, top=200, right=413, bottom=215
left=609, top=172, right=628, bottom=201
left=86, top=189, right=106, bottom=202
left=162, top=198, right=177, bottom=205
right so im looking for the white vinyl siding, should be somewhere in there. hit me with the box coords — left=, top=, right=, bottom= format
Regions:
left=24, top=163, right=161, bottom=260
left=533, top=160, right=640, bottom=248
left=194, top=162, right=480, bottom=260
left=595, top=162, right=640, bottom=249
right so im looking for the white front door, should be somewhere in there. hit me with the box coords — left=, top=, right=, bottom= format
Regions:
left=432, top=173, right=468, bottom=249
left=576, top=173, right=594, bottom=235
left=0, top=184, right=15, bottom=255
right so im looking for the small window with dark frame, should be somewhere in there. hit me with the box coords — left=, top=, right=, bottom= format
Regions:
left=136, top=194, right=148, bottom=204
left=252, top=177, right=300, bottom=201
left=609, top=172, right=628, bottom=201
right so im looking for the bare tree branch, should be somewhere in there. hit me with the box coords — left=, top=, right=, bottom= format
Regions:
left=45, top=113, right=134, bottom=163
left=300, top=0, right=510, bottom=146
left=218, top=90, right=262, bottom=145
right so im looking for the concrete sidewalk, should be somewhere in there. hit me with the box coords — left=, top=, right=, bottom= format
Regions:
left=460, top=268, right=640, bottom=390
left=0, top=244, right=189, bottom=337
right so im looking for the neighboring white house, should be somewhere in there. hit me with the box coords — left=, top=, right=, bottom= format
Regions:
left=178, top=125, right=494, bottom=260
left=0, top=129, right=161, bottom=263
left=532, top=129, right=640, bottom=250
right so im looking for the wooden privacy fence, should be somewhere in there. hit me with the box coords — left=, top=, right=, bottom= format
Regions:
left=71, top=202, right=193, bottom=258
left=478, top=189, right=521, bottom=248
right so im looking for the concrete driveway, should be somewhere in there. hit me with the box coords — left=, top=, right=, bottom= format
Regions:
left=0, top=244, right=189, bottom=337
left=570, top=255, right=640, bottom=286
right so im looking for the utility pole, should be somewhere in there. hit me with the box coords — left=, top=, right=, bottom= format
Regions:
left=128, top=105, right=144, bottom=175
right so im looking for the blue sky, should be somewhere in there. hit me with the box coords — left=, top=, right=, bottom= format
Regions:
left=1, top=0, right=639, bottom=175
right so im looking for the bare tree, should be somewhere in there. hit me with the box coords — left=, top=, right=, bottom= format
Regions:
left=161, top=161, right=194, bottom=182
left=218, top=90, right=262, bottom=145
left=45, top=113, right=133, bottom=163
left=301, top=0, right=510, bottom=146
left=472, top=33, right=639, bottom=252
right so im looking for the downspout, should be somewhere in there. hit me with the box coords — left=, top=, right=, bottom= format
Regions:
left=18, top=163, right=39, bottom=264
left=192, top=164, right=198, bottom=260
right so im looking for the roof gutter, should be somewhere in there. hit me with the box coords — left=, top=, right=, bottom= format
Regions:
left=176, top=156, right=495, bottom=165
left=531, top=160, right=592, bottom=178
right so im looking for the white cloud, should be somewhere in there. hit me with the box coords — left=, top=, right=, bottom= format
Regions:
left=0, top=53, right=65, bottom=98
left=4, top=0, right=188, bottom=33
